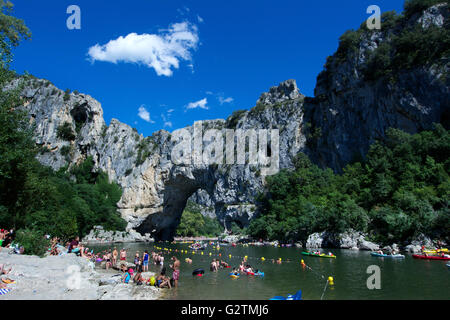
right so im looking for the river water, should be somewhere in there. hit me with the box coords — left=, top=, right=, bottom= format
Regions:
left=90, top=242, right=450, bottom=300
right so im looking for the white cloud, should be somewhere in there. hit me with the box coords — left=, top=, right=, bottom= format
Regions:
left=164, top=121, right=173, bottom=128
left=197, top=15, right=204, bottom=23
left=186, top=98, right=208, bottom=110
left=167, top=109, right=175, bottom=113
left=138, top=105, right=155, bottom=123
left=87, top=22, right=199, bottom=77
left=219, top=96, right=234, bottom=105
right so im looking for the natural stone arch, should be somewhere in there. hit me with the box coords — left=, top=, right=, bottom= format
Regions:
left=136, top=166, right=217, bottom=241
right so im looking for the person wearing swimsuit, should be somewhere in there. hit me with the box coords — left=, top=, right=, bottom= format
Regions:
left=143, top=250, right=149, bottom=272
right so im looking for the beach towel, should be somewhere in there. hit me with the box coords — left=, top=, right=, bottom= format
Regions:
left=0, top=288, right=11, bottom=295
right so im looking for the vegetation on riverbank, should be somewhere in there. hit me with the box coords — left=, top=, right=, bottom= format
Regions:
left=248, top=125, right=449, bottom=245
left=0, top=2, right=126, bottom=255
left=176, top=201, right=223, bottom=237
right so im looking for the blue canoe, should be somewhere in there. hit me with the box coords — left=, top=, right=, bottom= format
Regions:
left=371, top=252, right=405, bottom=258
left=270, top=290, right=302, bottom=300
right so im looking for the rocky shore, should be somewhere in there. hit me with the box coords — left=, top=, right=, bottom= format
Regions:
left=303, top=230, right=444, bottom=253
left=0, top=250, right=162, bottom=300
left=229, top=230, right=444, bottom=254
left=81, top=226, right=154, bottom=244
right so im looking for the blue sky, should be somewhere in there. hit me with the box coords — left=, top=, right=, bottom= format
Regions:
left=12, top=0, right=405, bottom=137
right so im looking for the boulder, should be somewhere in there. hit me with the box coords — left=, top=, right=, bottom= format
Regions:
left=114, top=260, right=136, bottom=271
left=359, top=240, right=380, bottom=251
left=405, top=244, right=422, bottom=253
left=306, top=233, right=323, bottom=249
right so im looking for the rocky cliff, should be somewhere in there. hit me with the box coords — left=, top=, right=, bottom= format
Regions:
left=304, top=3, right=449, bottom=170
left=14, top=3, right=449, bottom=240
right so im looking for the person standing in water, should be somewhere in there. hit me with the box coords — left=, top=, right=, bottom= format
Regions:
left=120, top=248, right=127, bottom=261
left=143, top=250, right=149, bottom=272
left=112, top=247, right=118, bottom=266
left=210, top=259, right=218, bottom=272
left=159, top=253, right=164, bottom=270
left=170, top=256, right=180, bottom=288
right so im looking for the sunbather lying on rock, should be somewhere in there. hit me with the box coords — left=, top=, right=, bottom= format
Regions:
left=0, top=264, right=11, bottom=275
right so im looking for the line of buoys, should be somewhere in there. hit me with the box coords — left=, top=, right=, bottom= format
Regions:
left=320, top=276, right=335, bottom=300
left=148, top=243, right=334, bottom=268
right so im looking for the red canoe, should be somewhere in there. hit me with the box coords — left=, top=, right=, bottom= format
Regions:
left=412, top=254, right=450, bottom=260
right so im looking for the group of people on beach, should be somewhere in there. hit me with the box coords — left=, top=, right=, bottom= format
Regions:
left=90, top=246, right=179, bottom=289
left=120, top=254, right=180, bottom=289
left=50, top=236, right=182, bottom=290
left=0, top=229, right=14, bottom=251
left=0, top=229, right=15, bottom=292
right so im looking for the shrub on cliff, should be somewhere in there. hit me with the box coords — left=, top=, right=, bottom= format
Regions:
left=56, top=122, right=76, bottom=141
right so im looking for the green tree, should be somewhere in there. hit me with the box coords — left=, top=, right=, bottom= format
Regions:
left=0, top=0, right=31, bottom=66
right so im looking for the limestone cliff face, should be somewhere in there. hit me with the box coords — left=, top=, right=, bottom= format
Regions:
left=15, top=4, right=449, bottom=240
left=15, top=76, right=304, bottom=240
left=304, top=3, right=449, bottom=171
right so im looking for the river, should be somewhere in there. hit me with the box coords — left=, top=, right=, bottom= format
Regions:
left=90, top=242, right=450, bottom=300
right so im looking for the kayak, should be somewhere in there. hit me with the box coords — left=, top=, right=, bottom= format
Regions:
left=229, top=273, right=240, bottom=279
left=447, top=263, right=450, bottom=268
left=255, top=271, right=265, bottom=277
left=302, top=252, right=336, bottom=259
left=371, top=252, right=405, bottom=259
left=270, top=290, right=302, bottom=300
left=412, top=254, right=450, bottom=261
left=423, top=248, right=449, bottom=254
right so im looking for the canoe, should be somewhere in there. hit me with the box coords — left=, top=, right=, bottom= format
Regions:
left=302, top=252, right=336, bottom=259
left=371, top=252, right=405, bottom=258
left=412, top=254, right=450, bottom=261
